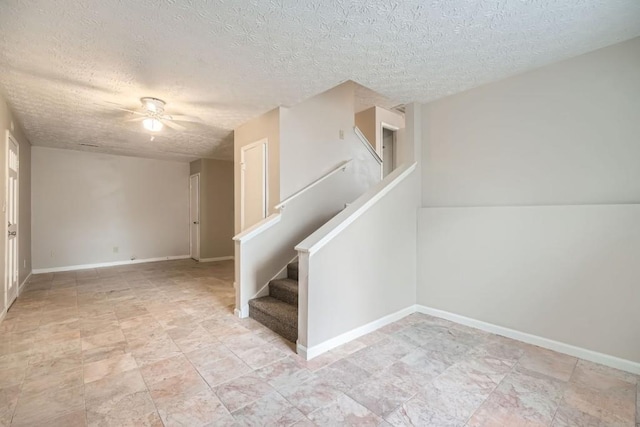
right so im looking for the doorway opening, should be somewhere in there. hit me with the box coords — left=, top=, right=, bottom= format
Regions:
left=382, top=126, right=397, bottom=178
left=189, top=173, right=200, bottom=261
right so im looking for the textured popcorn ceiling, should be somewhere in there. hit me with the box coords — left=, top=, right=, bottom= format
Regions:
left=0, top=1, right=639, bottom=161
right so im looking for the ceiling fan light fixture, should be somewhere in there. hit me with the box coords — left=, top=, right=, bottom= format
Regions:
left=143, top=118, right=163, bottom=132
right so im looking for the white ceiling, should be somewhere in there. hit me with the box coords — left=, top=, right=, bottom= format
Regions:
left=1, top=1, right=639, bottom=162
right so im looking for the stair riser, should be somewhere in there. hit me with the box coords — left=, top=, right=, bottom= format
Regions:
left=269, top=285, right=298, bottom=306
left=287, top=264, right=298, bottom=280
left=249, top=306, right=297, bottom=342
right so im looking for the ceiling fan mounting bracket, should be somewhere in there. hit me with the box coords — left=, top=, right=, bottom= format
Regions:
left=140, top=97, right=166, bottom=114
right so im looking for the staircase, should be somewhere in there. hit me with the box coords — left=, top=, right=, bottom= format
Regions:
left=248, top=261, right=299, bottom=342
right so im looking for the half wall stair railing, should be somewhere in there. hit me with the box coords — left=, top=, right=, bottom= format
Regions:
left=233, top=159, right=355, bottom=318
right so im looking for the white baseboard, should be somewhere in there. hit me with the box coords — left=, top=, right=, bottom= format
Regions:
left=234, top=305, right=249, bottom=319
left=199, top=256, right=234, bottom=263
left=296, top=343, right=309, bottom=360
left=18, top=272, right=32, bottom=296
left=295, top=303, right=640, bottom=374
left=416, top=305, right=640, bottom=376
left=32, top=255, right=191, bottom=274
left=297, top=305, right=416, bottom=360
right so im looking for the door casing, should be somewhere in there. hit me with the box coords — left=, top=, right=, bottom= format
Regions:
left=240, top=139, right=268, bottom=231
left=5, top=131, right=19, bottom=312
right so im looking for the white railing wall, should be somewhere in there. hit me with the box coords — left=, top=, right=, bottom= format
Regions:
left=295, top=162, right=419, bottom=359
left=233, top=160, right=374, bottom=317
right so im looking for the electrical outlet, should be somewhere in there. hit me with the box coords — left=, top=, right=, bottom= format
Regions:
left=23, top=259, right=26, bottom=268
left=113, top=246, right=119, bottom=253
left=339, top=129, right=344, bottom=140
left=50, top=250, right=54, bottom=258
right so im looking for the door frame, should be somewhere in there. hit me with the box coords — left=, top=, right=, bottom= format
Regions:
left=5, top=130, right=19, bottom=311
left=239, top=138, right=268, bottom=231
left=380, top=122, right=399, bottom=178
left=189, top=173, right=200, bottom=261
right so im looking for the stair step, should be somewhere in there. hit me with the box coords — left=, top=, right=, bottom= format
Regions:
left=249, top=296, right=297, bottom=342
left=269, top=278, right=298, bottom=305
left=287, top=261, right=299, bottom=280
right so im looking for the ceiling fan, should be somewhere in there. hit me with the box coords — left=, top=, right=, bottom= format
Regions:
left=113, top=97, right=202, bottom=133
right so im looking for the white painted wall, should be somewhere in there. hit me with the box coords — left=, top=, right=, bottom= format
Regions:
left=422, top=37, right=640, bottom=207
left=280, top=82, right=379, bottom=201
left=32, top=147, right=190, bottom=270
left=418, top=38, right=640, bottom=365
left=418, top=205, right=640, bottom=363
left=297, top=165, right=418, bottom=351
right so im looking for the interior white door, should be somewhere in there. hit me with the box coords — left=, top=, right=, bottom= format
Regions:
left=189, top=174, right=200, bottom=260
left=240, top=139, right=267, bottom=231
left=5, top=134, right=18, bottom=309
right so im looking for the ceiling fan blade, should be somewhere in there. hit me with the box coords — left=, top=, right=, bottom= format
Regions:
left=161, top=119, right=186, bottom=131
left=125, top=117, right=147, bottom=122
left=114, top=107, right=146, bottom=115
left=94, top=102, right=146, bottom=115
left=164, top=114, right=203, bottom=123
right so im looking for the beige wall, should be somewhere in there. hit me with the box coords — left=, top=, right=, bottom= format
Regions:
left=0, top=93, right=32, bottom=312
left=197, top=159, right=234, bottom=259
left=189, top=159, right=202, bottom=175
left=375, top=106, right=405, bottom=155
left=355, top=106, right=405, bottom=156
left=32, top=147, right=189, bottom=270
left=354, top=107, right=376, bottom=150
left=418, top=38, right=640, bottom=364
left=234, top=108, right=281, bottom=234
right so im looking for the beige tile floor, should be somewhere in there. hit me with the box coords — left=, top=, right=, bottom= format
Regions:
left=0, top=259, right=637, bottom=426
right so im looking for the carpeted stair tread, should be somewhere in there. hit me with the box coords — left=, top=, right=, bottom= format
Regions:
left=287, top=262, right=299, bottom=280
left=249, top=296, right=297, bottom=342
left=269, top=278, right=298, bottom=305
